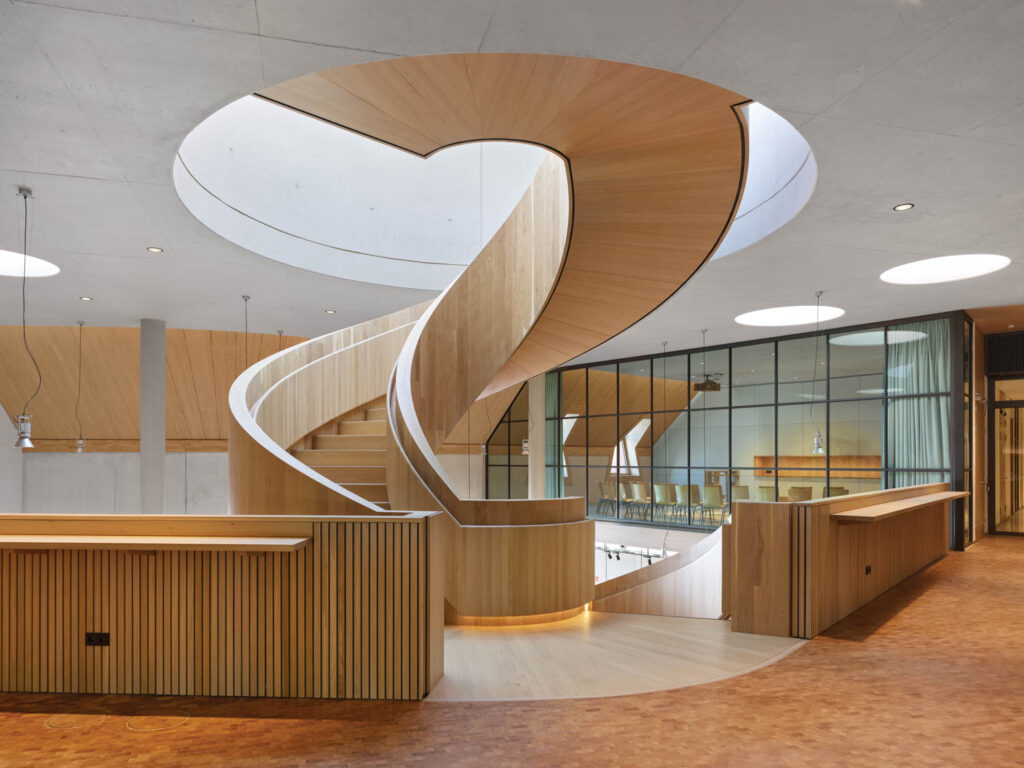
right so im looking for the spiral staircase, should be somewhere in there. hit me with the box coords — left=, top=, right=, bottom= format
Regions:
left=229, top=53, right=748, bottom=624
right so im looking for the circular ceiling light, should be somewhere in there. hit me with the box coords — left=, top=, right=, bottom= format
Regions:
left=880, top=254, right=1010, bottom=285
left=79, top=296, right=93, bottom=301
left=892, top=203, right=914, bottom=212
left=323, top=309, right=336, bottom=315
left=830, top=330, right=927, bottom=346
left=0, top=249, right=60, bottom=278
left=147, top=246, right=164, bottom=253
left=735, top=305, right=844, bottom=327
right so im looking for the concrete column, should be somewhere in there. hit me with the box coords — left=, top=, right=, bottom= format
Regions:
left=528, top=374, right=546, bottom=499
left=140, top=318, right=165, bottom=515
left=0, top=419, right=24, bottom=513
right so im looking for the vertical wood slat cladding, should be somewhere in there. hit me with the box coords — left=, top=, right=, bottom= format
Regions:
left=0, top=519, right=439, bottom=700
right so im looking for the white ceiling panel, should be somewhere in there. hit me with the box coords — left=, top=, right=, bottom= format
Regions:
left=0, top=0, right=1019, bottom=353
left=481, top=0, right=740, bottom=70
left=254, top=0, right=496, bottom=55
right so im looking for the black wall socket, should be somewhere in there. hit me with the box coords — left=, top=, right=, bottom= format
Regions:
left=865, top=564, right=872, bottom=575
left=85, top=632, right=110, bottom=647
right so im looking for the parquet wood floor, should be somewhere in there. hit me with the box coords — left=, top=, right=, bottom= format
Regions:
left=2, top=536, right=1023, bottom=767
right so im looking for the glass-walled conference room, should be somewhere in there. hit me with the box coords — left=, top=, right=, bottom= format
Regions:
left=513, top=315, right=958, bottom=529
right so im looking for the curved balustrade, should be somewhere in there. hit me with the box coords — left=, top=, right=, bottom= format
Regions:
left=233, top=53, right=749, bottom=621
left=228, top=303, right=427, bottom=516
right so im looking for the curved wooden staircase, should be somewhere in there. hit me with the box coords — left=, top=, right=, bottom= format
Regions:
left=229, top=53, right=749, bottom=625
left=290, top=396, right=391, bottom=508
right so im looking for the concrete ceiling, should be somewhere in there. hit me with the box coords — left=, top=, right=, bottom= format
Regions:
left=0, top=0, right=1022, bottom=352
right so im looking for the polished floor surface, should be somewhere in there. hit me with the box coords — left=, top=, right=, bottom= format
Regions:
left=1, top=536, right=1023, bottom=767
left=427, top=612, right=801, bottom=701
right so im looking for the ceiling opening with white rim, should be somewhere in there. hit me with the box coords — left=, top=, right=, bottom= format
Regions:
left=174, top=95, right=551, bottom=291
left=174, top=88, right=815, bottom=294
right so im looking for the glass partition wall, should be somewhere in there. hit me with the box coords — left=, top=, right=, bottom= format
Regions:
left=486, top=314, right=962, bottom=532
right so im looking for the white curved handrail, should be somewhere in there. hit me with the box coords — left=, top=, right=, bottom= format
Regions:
left=228, top=303, right=427, bottom=514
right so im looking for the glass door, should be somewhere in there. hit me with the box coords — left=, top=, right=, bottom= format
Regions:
left=991, top=378, right=1024, bottom=534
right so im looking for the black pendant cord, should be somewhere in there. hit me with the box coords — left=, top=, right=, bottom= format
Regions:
left=75, top=321, right=84, bottom=441
left=19, top=191, right=42, bottom=418
left=701, top=329, right=708, bottom=483
left=811, top=291, right=823, bottom=421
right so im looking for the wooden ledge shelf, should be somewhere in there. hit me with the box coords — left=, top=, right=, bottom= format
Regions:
left=0, top=534, right=310, bottom=552
left=829, top=491, right=970, bottom=523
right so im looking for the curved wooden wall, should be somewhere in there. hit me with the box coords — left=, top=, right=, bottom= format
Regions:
left=591, top=528, right=724, bottom=620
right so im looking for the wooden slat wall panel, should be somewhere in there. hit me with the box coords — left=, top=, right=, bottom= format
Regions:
left=0, top=326, right=306, bottom=449
left=0, top=518, right=438, bottom=700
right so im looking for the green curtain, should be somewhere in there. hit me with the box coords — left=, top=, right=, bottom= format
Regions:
left=886, top=319, right=951, bottom=486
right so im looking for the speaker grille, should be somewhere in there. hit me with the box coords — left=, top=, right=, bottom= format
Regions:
left=986, top=332, right=1024, bottom=375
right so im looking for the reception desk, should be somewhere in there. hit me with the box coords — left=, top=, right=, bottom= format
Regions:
left=0, top=512, right=444, bottom=700
left=724, top=483, right=968, bottom=639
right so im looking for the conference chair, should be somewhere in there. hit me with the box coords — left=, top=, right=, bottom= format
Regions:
left=789, top=486, right=813, bottom=502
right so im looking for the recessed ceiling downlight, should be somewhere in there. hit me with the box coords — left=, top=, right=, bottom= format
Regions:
left=146, top=246, right=164, bottom=253
left=893, top=203, right=914, bottom=212
left=880, top=254, right=1010, bottom=285
left=735, top=305, right=844, bottom=327
left=0, top=249, right=60, bottom=278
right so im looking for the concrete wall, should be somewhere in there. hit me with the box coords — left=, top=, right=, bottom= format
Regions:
left=0, top=420, right=24, bottom=514
left=18, top=452, right=228, bottom=515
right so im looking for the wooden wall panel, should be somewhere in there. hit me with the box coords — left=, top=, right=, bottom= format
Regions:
left=729, top=502, right=792, bottom=636
left=0, top=514, right=442, bottom=700
left=0, top=326, right=305, bottom=450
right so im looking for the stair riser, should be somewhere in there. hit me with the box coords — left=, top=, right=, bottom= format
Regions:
left=316, top=467, right=387, bottom=484
left=313, top=434, right=386, bottom=450
left=337, top=421, right=386, bottom=436
left=293, top=450, right=385, bottom=467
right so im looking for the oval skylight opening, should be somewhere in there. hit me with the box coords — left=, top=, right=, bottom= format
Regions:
left=830, top=330, right=927, bottom=346
left=880, top=254, right=1009, bottom=285
left=0, top=249, right=60, bottom=278
left=735, top=305, right=844, bottom=327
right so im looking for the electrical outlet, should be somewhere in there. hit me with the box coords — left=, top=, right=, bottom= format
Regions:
left=85, top=632, right=110, bottom=647
left=865, top=564, right=872, bottom=575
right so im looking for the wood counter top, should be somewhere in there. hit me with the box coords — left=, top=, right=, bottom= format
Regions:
left=0, top=534, right=310, bottom=552
left=830, top=491, right=970, bottom=523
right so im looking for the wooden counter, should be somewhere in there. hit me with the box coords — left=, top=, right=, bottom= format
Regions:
left=0, top=512, right=444, bottom=701
left=0, top=534, right=310, bottom=552
left=725, top=483, right=964, bottom=639
left=830, top=491, right=969, bottom=523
